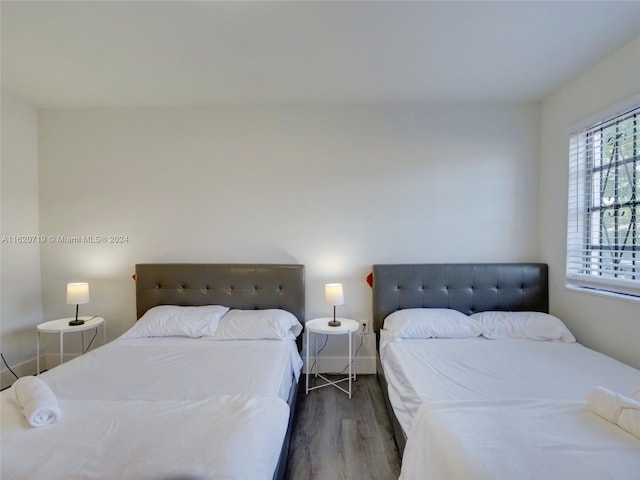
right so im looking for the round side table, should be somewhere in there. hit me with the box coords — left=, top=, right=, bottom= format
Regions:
left=36, top=316, right=105, bottom=374
left=305, top=317, right=359, bottom=398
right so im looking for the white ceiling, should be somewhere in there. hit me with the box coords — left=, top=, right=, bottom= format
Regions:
left=2, top=1, right=639, bottom=108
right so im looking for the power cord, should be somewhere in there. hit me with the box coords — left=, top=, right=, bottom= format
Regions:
left=340, top=326, right=366, bottom=374
left=84, top=330, right=98, bottom=353
left=1, top=352, right=19, bottom=380
left=307, top=334, right=329, bottom=375
left=309, top=323, right=368, bottom=376
left=82, top=316, right=98, bottom=353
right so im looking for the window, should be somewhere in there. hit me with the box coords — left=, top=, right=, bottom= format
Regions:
left=567, top=105, right=640, bottom=298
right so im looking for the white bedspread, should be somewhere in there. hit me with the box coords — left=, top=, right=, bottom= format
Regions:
left=400, top=399, right=640, bottom=480
left=2, top=394, right=289, bottom=480
left=1, top=337, right=303, bottom=479
left=381, top=336, right=640, bottom=435
left=43, top=337, right=303, bottom=402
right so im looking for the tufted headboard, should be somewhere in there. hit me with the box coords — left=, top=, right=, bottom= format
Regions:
left=135, top=263, right=305, bottom=325
left=372, top=263, right=548, bottom=334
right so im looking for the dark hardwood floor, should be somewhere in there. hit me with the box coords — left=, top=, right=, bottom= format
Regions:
left=286, top=374, right=401, bottom=480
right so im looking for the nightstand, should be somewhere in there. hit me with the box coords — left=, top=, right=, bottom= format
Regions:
left=305, top=317, right=359, bottom=398
left=36, top=316, right=105, bottom=374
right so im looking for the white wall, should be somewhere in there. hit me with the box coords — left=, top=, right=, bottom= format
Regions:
left=1, top=91, right=43, bottom=387
left=36, top=103, right=540, bottom=371
left=539, top=37, right=640, bottom=369
left=5, top=36, right=638, bottom=376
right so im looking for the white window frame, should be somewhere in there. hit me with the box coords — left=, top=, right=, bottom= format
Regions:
left=566, top=104, right=640, bottom=298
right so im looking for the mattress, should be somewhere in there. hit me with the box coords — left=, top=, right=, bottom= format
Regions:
left=380, top=333, right=640, bottom=435
left=41, top=336, right=303, bottom=402
left=2, top=395, right=289, bottom=480
left=400, top=398, right=640, bottom=480
left=381, top=334, right=640, bottom=479
left=1, top=336, right=303, bottom=479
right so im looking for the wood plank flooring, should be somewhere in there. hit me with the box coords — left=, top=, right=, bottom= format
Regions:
left=286, top=374, right=401, bottom=480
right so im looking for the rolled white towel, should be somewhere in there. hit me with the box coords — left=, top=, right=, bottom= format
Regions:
left=632, top=386, right=640, bottom=402
left=587, top=386, right=640, bottom=439
left=617, top=408, right=640, bottom=440
left=11, top=376, right=61, bottom=427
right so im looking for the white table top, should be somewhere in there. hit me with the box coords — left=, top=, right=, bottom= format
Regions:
left=37, top=316, right=104, bottom=333
left=305, top=317, right=359, bottom=334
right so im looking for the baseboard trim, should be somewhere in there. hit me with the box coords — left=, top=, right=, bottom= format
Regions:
left=3, top=354, right=377, bottom=388
left=303, top=355, right=376, bottom=375
left=1, top=357, right=38, bottom=390
left=1, top=353, right=83, bottom=389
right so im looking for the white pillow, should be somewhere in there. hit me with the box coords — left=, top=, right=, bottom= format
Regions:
left=121, top=305, right=229, bottom=339
left=213, top=309, right=303, bottom=340
left=471, top=311, right=576, bottom=342
left=383, top=308, right=482, bottom=339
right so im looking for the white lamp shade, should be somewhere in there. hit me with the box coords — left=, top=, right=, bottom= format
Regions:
left=324, top=283, right=344, bottom=306
left=66, top=283, right=90, bottom=305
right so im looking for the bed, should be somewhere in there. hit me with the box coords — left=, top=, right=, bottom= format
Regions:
left=373, top=263, right=640, bottom=479
left=2, top=263, right=305, bottom=480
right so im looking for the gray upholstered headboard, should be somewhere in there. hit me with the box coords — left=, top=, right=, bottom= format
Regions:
left=135, top=264, right=305, bottom=325
left=372, top=263, right=548, bottom=333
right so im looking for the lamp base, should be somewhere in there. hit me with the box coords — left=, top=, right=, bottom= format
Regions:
left=328, top=319, right=341, bottom=327
left=68, top=319, right=85, bottom=326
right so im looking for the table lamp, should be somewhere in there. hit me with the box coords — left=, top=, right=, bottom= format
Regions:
left=325, top=283, right=344, bottom=327
left=67, top=282, right=90, bottom=326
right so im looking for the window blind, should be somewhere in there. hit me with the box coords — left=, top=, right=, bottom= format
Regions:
left=566, top=105, right=640, bottom=297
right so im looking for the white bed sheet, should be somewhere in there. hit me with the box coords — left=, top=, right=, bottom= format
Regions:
left=2, top=394, right=289, bottom=480
left=1, top=337, right=303, bottom=479
left=380, top=334, right=640, bottom=435
left=42, top=336, right=303, bottom=402
left=400, top=398, right=640, bottom=480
